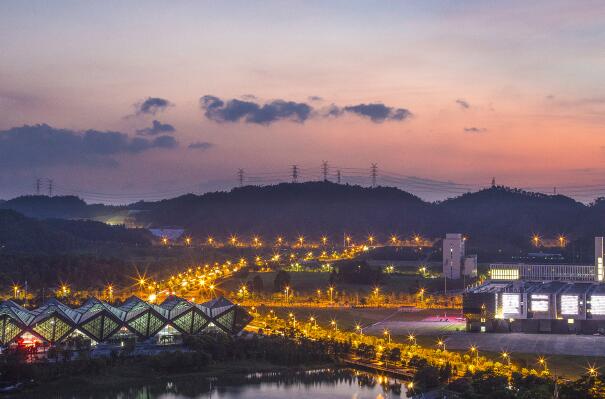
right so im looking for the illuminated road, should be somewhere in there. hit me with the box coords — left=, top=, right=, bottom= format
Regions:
left=444, top=332, right=605, bottom=357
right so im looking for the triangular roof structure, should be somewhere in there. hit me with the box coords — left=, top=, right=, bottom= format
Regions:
left=30, top=298, right=81, bottom=325
left=119, top=296, right=169, bottom=321
left=159, top=296, right=194, bottom=319
left=29, top=298, right=80, bottom=343
left=119, top=296, right=170, bottom=338
left=0, top=300, right=34, bottom=325
left=77, top=298, right=125, bottom=323
left=199, top=296, right=234, bottom=318
left=160, top=296, right=211, bottom=335
left=75, top=298, right=124, bottom=342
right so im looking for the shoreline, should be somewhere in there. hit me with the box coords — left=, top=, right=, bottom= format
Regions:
left=10, top=360, right=338, bottom=397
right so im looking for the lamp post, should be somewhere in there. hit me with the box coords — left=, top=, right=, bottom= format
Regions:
left=284, top=286, right=290, bottom=304
left=502, top=351, right=511, bottom=367
left=470, top=346, right=479, bottom=366
left=383, top=329, right=391, bottom=344
left=418, top=288, right=425, bottom=306
left=437, top=339, right=446, bottom=353
left=356, top=324, right=363, bottom=337
left=538, top=357, right=548, bottom=374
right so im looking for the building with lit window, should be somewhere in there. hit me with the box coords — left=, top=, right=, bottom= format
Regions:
left=442, top=233, right=477, bottom=279
left=0, top=296, right=252, bottom=348
left=464, top=236, right=605, bottom=333
left=464, top=280, right=605, bottom=333
left=489, top=236, right=604, bottom=282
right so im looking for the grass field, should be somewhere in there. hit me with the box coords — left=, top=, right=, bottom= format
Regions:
left=221, top=271, right=466, bottom=296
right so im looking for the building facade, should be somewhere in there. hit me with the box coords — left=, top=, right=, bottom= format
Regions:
left=443, top=233, right=464, bottom=279
left=442, top=233, right=477, bottom=279
left=0, top=295, right=252, bottom=348
left=464, top=236, right=605, bottom=334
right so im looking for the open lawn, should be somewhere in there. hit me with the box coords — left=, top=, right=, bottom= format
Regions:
left=261, top=306, right=463, bottom=332
left=222, top=271, right=465, bottom=296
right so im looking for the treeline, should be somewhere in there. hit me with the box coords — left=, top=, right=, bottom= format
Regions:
left=0, top=254, right=137, bottom=291
left=0, top=209, right=151, bottom=253
left=0, top=332, right=336, bottom=386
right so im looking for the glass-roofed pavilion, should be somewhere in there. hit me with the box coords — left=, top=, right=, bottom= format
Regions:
left=0, top=295, right=252, bottom=347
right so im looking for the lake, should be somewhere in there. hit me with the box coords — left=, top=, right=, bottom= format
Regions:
left=36, top=368, right=411, bottom=399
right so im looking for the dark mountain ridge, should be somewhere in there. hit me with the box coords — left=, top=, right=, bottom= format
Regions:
left=2, top=182, right=603, bottom=257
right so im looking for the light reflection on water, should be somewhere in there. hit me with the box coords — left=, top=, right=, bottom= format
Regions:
left=41, top=369, right=410, bottom=399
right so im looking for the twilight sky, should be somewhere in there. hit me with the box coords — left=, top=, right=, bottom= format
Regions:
left=1, top=1, right=604, bottom=203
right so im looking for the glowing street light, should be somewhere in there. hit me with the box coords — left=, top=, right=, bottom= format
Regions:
left=470, top=346, right=479, bottom=366
left=355, top=324, right=363, bottom=336
left=330, top=319, right=338, bottom=332
left=328, top=286, right=334, bottom=303
left=207, top=237, right=214, bottom=245
left=185, top=237, right=192, bottom=246
left=538, top=357, right=548, bottom=373
left=368, top=235, right=375, bottom=245
left=408, top=334, right=417, bottom=346
left=418, top=288, right=425, bottom=303
left=501, top=351, right=511, bottom=366
left=532, top=234, right=540, bottom=247
left=12, top=284, right=19, bottom=299
left=162, top=237, right=168, bottom=245
left=437, top=339, right=446, bottom=352
left=383, top=329, right=391, bottom=344
left=559, top=235, right=566, bottom=247
left=321, top=236, right=328, bottom=245
left=390, top=235, right=398, bottom=245
left=284, top=286, right=290, bottom=303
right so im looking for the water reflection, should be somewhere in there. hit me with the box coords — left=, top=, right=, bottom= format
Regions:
left=38, top=368, right=409, bottom=399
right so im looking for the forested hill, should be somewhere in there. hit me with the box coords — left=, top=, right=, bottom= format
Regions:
left=0, top=209, right=152, bottom=253
left=2, top=182, right=605, bottom=255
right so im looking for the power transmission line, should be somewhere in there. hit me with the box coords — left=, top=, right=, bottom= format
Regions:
left=371, top=163, right=378, bottom=187
left=237, top=169, right=244, bottom=187
left=291, top=165, right=299, bottom=183
left=322, top=161, right=329, bottom=182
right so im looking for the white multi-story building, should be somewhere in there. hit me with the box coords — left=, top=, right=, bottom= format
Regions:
left=443, top=233, right=463, bottom=279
